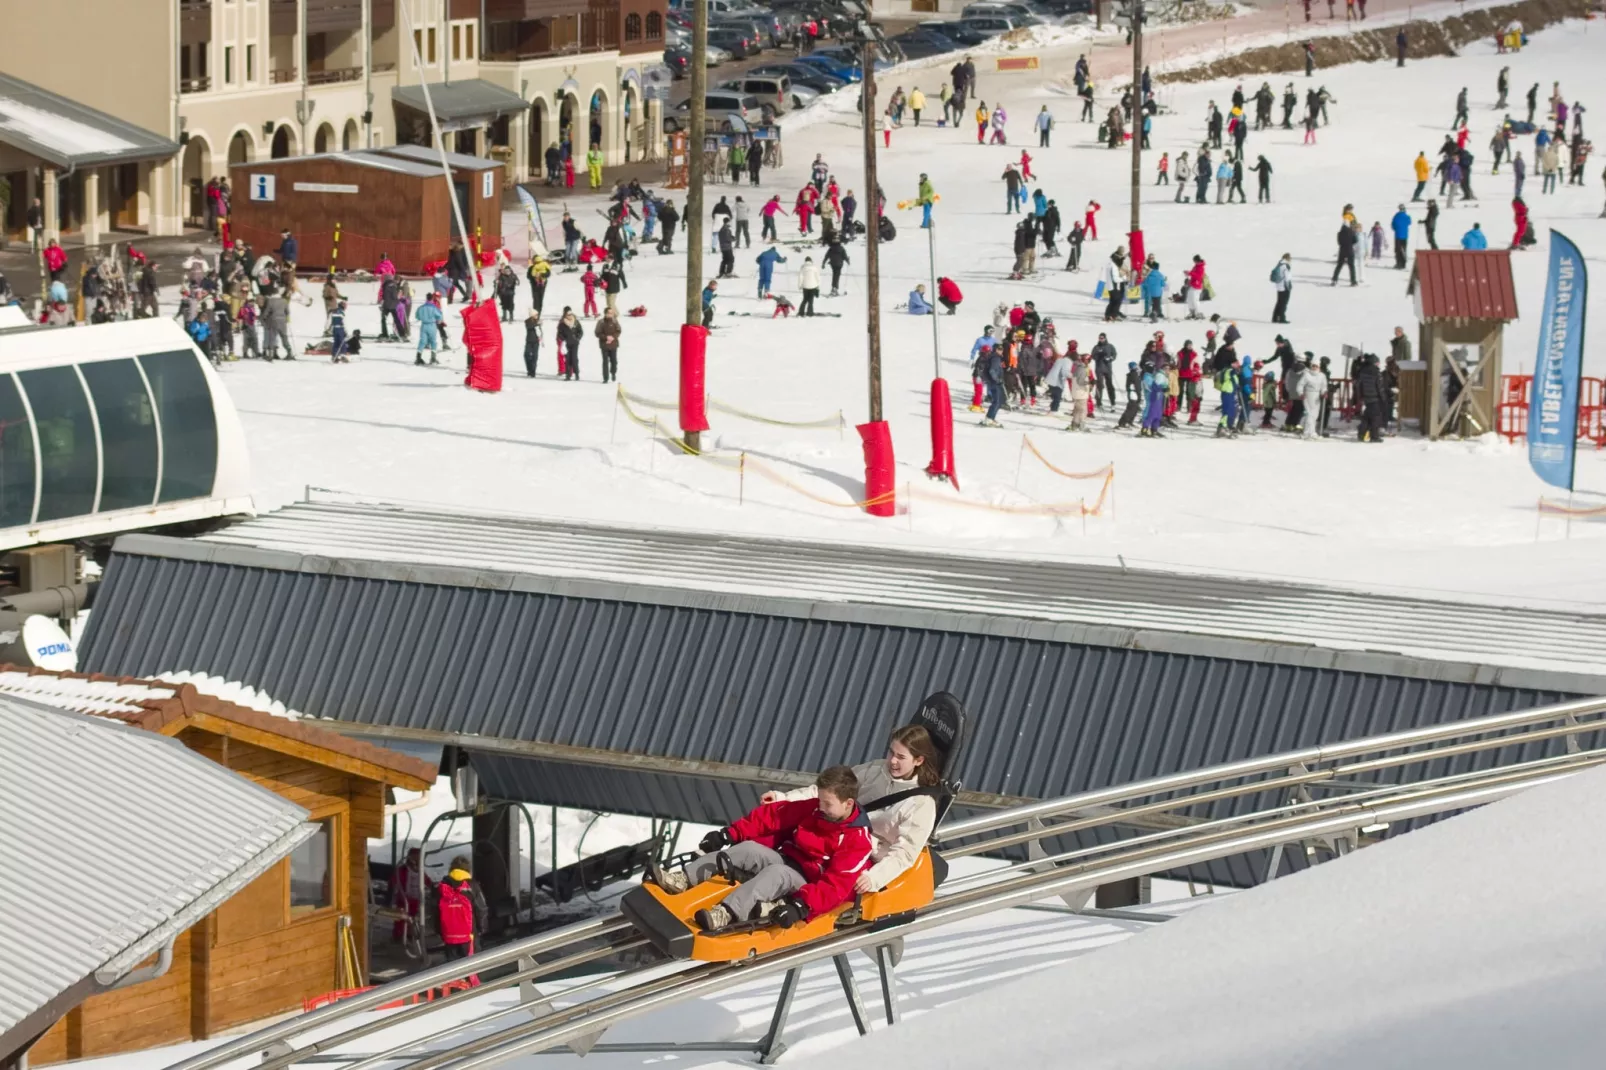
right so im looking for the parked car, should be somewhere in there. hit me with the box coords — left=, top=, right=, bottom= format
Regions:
left=955, top=15, right=1020, bottom=37
left=810, top=44, right=894, bottom=73
left=707, top=26, right=759, bottom=58
left=666, top=90, right=760, bottom=134
left=748, top=62, right=847, bottom=93
left=793, top=52, right=860, bottom=83
left=664, top=43, right=693, bottom=78
left=713, top=13, right=775, bottom=49
left=889, top=29, right=957, bottom=59
left=720, top=74, right=794, bottom=115
left=919, top=19, right=990, bottom=46
left=706, top=44, right=733, bottom=65
left=962, top=1, right=1043, bottom=22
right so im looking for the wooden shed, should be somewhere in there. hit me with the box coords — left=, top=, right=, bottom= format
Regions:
left=2, top=667, right=436, bottom=1064
left=1406, top=250, right=1520, bottom=439
left=376, top=144, right=506, bottom=253
left=228, top=150, right=501, bottom=275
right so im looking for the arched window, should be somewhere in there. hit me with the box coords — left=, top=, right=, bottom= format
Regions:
left=625, top=13, right=642, bottom=40
left=646, top=12, right=662, bottom=39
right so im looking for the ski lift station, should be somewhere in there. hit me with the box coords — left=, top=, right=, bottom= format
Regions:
left=0, top=318, right=253, bottom=553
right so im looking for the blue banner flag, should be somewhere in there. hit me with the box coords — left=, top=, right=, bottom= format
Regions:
left=1527, top=230, right=1588, bottom=492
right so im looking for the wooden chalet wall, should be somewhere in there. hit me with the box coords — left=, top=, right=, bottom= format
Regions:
left=30, top=730, right=389, bottom=1062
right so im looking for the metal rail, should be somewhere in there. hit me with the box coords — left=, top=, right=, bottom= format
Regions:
left=164, top=694, right=1606, bottom=1070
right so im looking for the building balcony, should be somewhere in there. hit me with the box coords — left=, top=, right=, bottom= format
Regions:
left=270, top=67, right=299, bottom=84
left=481, top=41, right=615, bottom=62
left=181, top=76, right=212, bottom=94
left=307, top=66, right=364, bottom=86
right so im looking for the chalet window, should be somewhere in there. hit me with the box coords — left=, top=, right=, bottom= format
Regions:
left=452, top=24, right=461, bottom=60
left=646, top=11, right=662, bottom=38
left=625, top=13, right=641, bottom=40
left=289, top=817, right=335, bottom=913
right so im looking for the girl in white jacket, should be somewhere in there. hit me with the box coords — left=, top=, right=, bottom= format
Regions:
left=762, top=725, right=943, bottom=894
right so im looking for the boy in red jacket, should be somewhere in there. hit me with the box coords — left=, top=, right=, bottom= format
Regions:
left=650, top=766, right=873, bottom=932
left=580, top=268, right=599, bottom=317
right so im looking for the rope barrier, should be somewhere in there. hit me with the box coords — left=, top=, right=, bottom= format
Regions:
left=617, top=385, right=844, bottom=431
left=1021, top=435, right=1115, bottom=480
left=615, top=389, right=1112, bottom=518
left=1537, top=497, right=1606, bottom=517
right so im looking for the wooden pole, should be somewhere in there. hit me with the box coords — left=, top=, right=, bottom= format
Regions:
left=683, top=0, right=709, bottom=453
left=862, top=38, right=883, bottom=424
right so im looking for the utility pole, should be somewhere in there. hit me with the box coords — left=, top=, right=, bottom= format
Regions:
left=683, top=0, right=709, bottom=453
left=1130, top=0, right=1144, bottom=249
left=862, top=38, right=882, bottom=423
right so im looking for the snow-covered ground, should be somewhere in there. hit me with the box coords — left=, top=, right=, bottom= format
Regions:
left=187, top=19, right=1606, bottom=610
left=796, top=762, right=1606, bottom=1070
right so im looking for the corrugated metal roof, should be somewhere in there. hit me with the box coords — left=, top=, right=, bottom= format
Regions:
left=391, top=79, right=528, bottom=122
left=166, top=501, right=1606, bottom=682
left=379, top=144, right=502, bottom=171
left=0, top=72, right=179, bottom=168
left=1409, top=250, right=1519, bottom=321
left=79, top=544, right=1588, bottom=849
left=0, top=698, right=313, bottom=1040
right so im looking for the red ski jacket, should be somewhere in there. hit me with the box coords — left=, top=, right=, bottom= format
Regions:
left=727, top=798, right=875, bottom=919
left=938, top=277, right=962, bottom=304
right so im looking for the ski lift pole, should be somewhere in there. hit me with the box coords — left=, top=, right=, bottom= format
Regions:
left=926, top=214, right=940, bottom=378
left=397, top=0, right=476, bottom=300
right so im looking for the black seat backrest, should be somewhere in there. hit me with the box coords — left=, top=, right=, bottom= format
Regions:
left=906, top=691, right=968, bottom=826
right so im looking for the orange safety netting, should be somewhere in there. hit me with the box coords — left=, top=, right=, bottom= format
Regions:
left=229, top=222, right=502, bottom=278
left=1537, top=497, right=1606, bottom=518
left=1021, top=435, right=1115, bottom=480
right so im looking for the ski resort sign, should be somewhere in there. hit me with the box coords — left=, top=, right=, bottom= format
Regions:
left=1527, top=230, right=1588, bottom=492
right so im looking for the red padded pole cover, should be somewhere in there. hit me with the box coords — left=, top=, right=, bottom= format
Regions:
left=858, top=420, right=896, bottom=518
left=460, top=300, right=503, bottom=393
left=679, top=324, right=711, bottom=434
left=924, top=377, right=959, bottom=489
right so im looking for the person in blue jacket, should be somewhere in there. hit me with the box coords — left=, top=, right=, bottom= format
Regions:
left=701, top=279, right=717, bottom=327
left=415, top=293, right=443, bottom=365
left=1390, top=204, right=1413, bottom=268
left=1032, top=189, right=1048, bottom=217
left=1238, top=353, right=1255, bottom=432
left=1214, top=358, right=1239, bottom=438
left=907, top=284, right=934, bottom=314
left=980, top=342, right=1006, bottom=426
left=1460, top=222, right=1488, bottom=249
left=756, top=246, right=787, bottom=298
left=1140, top=262, right=1168, bottom=322
left=1139, top=361, right=1167, bottom=437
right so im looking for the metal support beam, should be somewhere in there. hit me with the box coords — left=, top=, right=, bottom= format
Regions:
left=834, top=954, right=872, bottom=1037
left=1027, top=817, right=1093, bottom=910
left=874, top=944, right=900, bottom=1025
left=757, top=967, right=802, bottom=1064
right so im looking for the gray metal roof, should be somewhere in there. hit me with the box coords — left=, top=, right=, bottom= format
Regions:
left=0, top=72, right=179, bottom=168
left=379, top=144, right=503, bottom=171
left=0, top=698, right=313, bottom=1048
left=177, top=501, right=1606, bottom=686
left=392, top=79, right=529, bottom=122
left=237, top=151, right=443, bottom=178
left=81, top=505, right=1590, bottom=866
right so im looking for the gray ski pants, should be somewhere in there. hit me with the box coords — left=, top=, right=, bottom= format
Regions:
left=685, top=842, right=806, bottom=921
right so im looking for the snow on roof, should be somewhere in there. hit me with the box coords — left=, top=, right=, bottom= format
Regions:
left=0, top=697, right=313, bottom=1045
left=801, top=764, right=1606, bottom=1070
left=0, top=668, right=304, bottom=721
left=0, top=73, right=178, bottom=167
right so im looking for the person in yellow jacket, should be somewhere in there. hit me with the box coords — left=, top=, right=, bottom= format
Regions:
left=976, top=101, right=989, bottom=144
left=909, top=86, right=927, bottom=125
left=585, top=146, right=603, bottom=189
left=1411, top=151, right=1430, bottom=201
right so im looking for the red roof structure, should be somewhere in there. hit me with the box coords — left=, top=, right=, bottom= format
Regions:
left=1408, top=250, right=1519, bottom=322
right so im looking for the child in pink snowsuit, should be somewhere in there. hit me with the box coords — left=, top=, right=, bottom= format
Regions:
left=1084, top=201, right=1100, bottom=241
left=1020, top=150, right=1035, bottom=180
left=581, top=268, right=599, bottom=317
left=564, top=156, right=576, bottom=189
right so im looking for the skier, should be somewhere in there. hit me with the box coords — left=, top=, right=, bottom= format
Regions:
left=1141, top=260, right=1168, bottom=322
left=1299, top=359, right=1327, bottom=440
left=1512, top=150, right=1527, bottom=198
left=657, top=199, right=680, bottom=253
left=1082, top=334, right=1115, bottom=413
left=1270, top=252, right=1293, bottom=323
left=594, top=310, right=621, bottom=384
left=1331, top=221, right=1358, bottom=285
left=823, top=241, right=848, bottom=296
left=917, top=173, right=936, bottom=228
left=1460, top=222, right=1488, bottom=249
left=1420, top=198, right=1440, bottom=250
left=1194, top=149, right=1213, bottom=202
left=991, top=104, right=1008, bottom=144
left=1354, top=354, right=1386, bottom=442
left=1084, top=200, right=1100, bottom=240
left=1282, top=83, right=1298, bottom=129
left=1412, top=151, right=1430, bottom=201
left=1214, top=357, right=1239, bottom=438
left=415, top=293, right=443, bottom=366
left=937, top=276, right=962, bottom=314
left=797, top=257, right=821, bottom=317
left=756, top=246, right=786, bottom=298
left=1117, top=362, right=1142, bottom=428
left=1250, top=154, right=1272, bottom=201
left=1396, top=29, right=1407, bottom=66
left=980, top=339, right=1006, bottom=426
left=1041, top=200, right=1062, bottom=256
left=1184, top=255, right=1207, bottom=319
left=523, top=311, right=542, bottom=378
left=1065, top=220, right=1085, bottom=271
left=1036, top=106, right=1053, bottom=147
left=1100, top=249, right=1128, bottom=322
left=1391, top=204, right=1412, bottom=268
left=1139, top=361, right=1167, bottom=438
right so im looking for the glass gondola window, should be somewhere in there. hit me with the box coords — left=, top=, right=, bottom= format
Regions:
left=20, top=367, right=99, bottom=522
left=139, top=350, right=218, bottom=503
left=0, top=376, right=36, bottom=528
left=81, top=359, right=159, bottom=512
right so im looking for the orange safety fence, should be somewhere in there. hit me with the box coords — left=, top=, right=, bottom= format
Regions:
left=617, top=385, right=844, bottom=432
left=229, top=222, right=503, bottom=278
left=1537, top=497, right=1606, bottom=517
left=300, top=979, right=477, bottom=1013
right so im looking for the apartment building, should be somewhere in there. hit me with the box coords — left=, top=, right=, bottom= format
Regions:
left=0, top=0, right=666, bottom=239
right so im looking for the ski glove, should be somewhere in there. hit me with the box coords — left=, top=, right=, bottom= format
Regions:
left=771, top=895, right=809, bottom=928
left=699, top=828, right=732, bottom=854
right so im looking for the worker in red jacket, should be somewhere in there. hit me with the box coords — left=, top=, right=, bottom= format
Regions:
left=1510, top=195, right=1529, bottom=249
left=937, top=276, right=963, bottom=315
left=649, top=766, right=873, bottom=933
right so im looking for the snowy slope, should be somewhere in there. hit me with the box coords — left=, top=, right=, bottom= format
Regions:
left=792, top=764, right=1606, bottom=1070
left=190, top=18, right=1606, bottom=611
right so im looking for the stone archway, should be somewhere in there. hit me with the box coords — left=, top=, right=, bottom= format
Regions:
left=181, top=134, right=211, bottom=226
left=228, top=129, right=255, bottom=166
left=558, top=92, right=578, bottom=158
left=342, top=118, right=360, bottom=150
left=622, top=82, right=640, bottom=163
left=313, top=122, right=335, bottom=154
left=529, top=98, right=550, bottom=180
left=271, top=124, right=296, bottom=159
left=587, top=87, right=609, bottom=156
